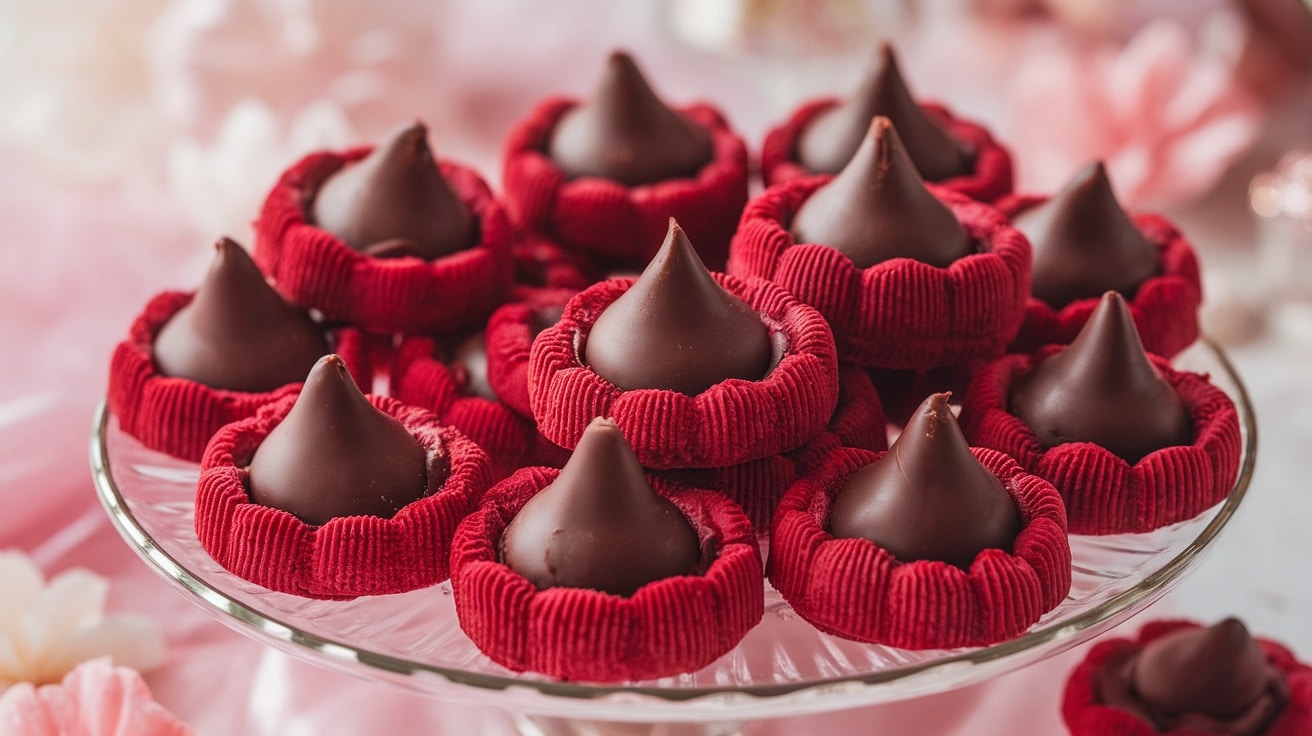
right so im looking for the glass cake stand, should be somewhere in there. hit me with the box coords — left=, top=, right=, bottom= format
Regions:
left=90, top=339, right=1255, bottom=733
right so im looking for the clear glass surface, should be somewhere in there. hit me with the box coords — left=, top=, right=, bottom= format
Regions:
left=90, top=339, right=1256, bottom=723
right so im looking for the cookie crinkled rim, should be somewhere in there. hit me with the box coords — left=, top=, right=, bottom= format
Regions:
left=253, top=149, right=514, bottom=335
left=450, top=466, right=763, bottom=682
left=768, top=445, right=1071, bottom=650
left=194, top=394, right=493, bottom=600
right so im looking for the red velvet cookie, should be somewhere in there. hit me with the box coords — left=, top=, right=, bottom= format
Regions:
left=254, top=146, right=514, bottom=335
left=450, top=466, right=762, bottom=681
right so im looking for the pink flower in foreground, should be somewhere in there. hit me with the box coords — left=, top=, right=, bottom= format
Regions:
left=0, top=658, right=191, bottom=736
left=1007, top=19, right=1262, bottom=208
left=0, top=551, right=164, bottom=688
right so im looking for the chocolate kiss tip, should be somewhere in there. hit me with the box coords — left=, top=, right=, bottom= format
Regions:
left=585, top=215, right=770, bottom=395
left=248, top=350, right=432, bottom=525
left=791, top=113, right=969, bottom=269
left=500, top=411, right=700, bottom=597
left=1010, top=287, right=1190, bottom=463
left=829, top=390, right=1020, bottom=568
left=1133, top=618, right=1278, bottom=721
left=1017, top=159, right=1157, bottom=307
left=607, top=49, right=637, bottom=69
left=867, top=116, right=912, bottom=178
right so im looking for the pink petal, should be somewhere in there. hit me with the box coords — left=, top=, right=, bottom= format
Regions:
left=40, top=659, right=191, bottom=736
left=1108, top=21, right=1190, bottom=129
left=0, top=682, right=62, bottom=736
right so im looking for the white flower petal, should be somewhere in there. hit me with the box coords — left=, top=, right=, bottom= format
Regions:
left=0, top=552, right=45, bottom=635
left=52, top=616, right=166, bottom=683
left=22, top=570, right=108, bottom=667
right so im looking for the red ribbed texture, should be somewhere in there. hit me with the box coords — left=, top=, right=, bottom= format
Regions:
left=998, top=194, right=1202, bottom=358
left=959, top=349, right=1242, bottom=535
left=450, top=467, right=763, bottom=681
left=528, top=273, right=839, bottom=469
left=501, top=98, right=749, bottom=271
left=768, top=446, right=1071, bottom=649
left=253, top=149, right=514, bottom=335
left=485, top=286, right=579, bottom=419
left=512, top=232, right=598, bottom=290
left=867, top=362, right=979, bottom=428
left=760, top=99, right=1014, bottom=202
left=1063, top=620, right=1312, bottom=736
left=658, top=365, right=888, bottom=529
left=391, top=335, right=570, bottom=480
left=107, top=291, right=371, bottom=462
left=194, top=395, right=493, bottom=599
left=728, top=179, right=1030, bottom=371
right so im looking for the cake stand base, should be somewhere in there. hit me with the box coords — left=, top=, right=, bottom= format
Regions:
left=515, top=716, right=744, bottom=736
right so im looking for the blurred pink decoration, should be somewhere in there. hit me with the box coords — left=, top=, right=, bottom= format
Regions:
left=0, top=551, right=164, bottom=688
left=0, top=658, right=191, bottom=736
left=1007, top=19, right=1262, bottom=207
left=0, top=0, right=173, bottom=185
left=150, top=0, right=451, bottom=146
left=166, top=99, right=356, bottom=245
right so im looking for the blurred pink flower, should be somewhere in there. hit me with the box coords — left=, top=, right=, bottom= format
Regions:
left=150, top=0, right=451, bottom=145
left=1007, top=19, right=1262, bottom=207
left=0, top=550, right=164, bottom=688
left=0, top=658, right=191, bottom=736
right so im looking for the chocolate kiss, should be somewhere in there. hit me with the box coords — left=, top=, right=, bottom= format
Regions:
left=547, top=51, right=713, bottom=187
left=153, top=237, right=329, bottom=392
left=797, top=43, right=972, bottom=181
left=585, top=218, right=773, bottom=395
left=500, top=417, right=701, bottom=597
left=1013, top=162, right=1160, bottom=308
left=1009, top=292, right=1191, bottom=464
left=311, top=122, right=475, bottom=260
left=247, top=355, right=435, bottom=526
left=791, top=117, right=973, bottom=269
left=528, top=305, right=565, bottom=338
left=450, top=330, right=497, bottom=401
left=1133, top=619, right=1279, bottom=721
left=829, top=392, right=1021, bottom=568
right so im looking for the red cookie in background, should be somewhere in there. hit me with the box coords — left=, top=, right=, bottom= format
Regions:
left=502, top=51, right=749, bottom=273
left=1063, top=619, right=1311, bottom=736
left=761, top=43, right=1013, bottom=202
left=999, top=162, right=1202, bottom=358
left=109, top=238, right=367, bottom=462
left=731, top=119, right=1029, bottom=372
left=254, top=122, right=514, bottom=335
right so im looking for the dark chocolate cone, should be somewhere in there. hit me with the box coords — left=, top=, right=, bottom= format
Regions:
left=248, top=355, right=434, bottom=525
left=1133, top=619, right=1280, bottom=721
left=311, top=121, right=475, bottom=260
left=585, top=218, right=773, bottom=395
left=548, top=51, right=712, bottom=186
left=791, top=117, right=972, bottom=269
left=153, top=237, right=330, bottom=392
left=797, top=43, right=972, bottom=181
left=1013, top=161, right=1159, bottom=308
left=829, top=393, right=1021, bottom=568
left=1010, top=292, right=1191, bottom=463
left=500, top=417, right=701, bottom=597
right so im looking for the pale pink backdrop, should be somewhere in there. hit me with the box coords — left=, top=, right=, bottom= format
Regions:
left=2, top=1, right=1310, bottom=733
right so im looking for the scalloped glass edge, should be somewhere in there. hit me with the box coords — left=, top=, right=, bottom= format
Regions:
left=89, top=338, right=1256, bottom=722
